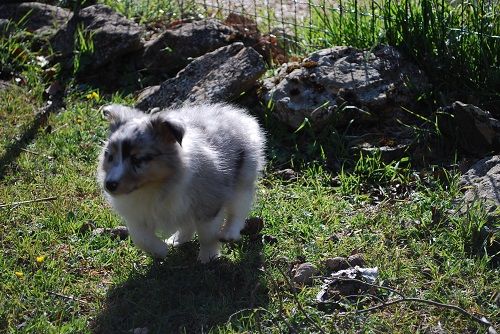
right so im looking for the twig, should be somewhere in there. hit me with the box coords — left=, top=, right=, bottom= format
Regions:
left=20, top=148, right=54, bottom=160
left=227, top=308, right=257, bottom=324
left=266, top=264, right=298, bottom=333
left=0, top=196, right=57, bottom=209
left=48, top=291, right=88, bottom=304
left=335, top=278, right=495, bottom=330
left=275, top=265, right=326, bottom=334
left=227, top=307, right=277, bottom=327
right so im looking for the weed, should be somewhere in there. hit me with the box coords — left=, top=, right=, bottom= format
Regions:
left=101, top=0, right=198, bottom=23
left=338, top=151, right=413, bottom=197
left=72, top=23, right=95, bottom=76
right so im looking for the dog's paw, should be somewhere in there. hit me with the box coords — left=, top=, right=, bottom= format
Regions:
left=166, top=231, right=192, bottom=247
left=198, top=246, right=221, bottom=264
left=218, top=227, right=242, bottom=243
left=150, top=245, right=168, bottom=259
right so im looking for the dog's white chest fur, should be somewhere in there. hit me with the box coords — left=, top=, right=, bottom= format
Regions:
left=108, top=184, right=189, bottom=237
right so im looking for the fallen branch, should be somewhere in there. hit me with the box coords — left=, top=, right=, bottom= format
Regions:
left=48, top=291, right=88, bottom=304
left=0, top=196, right=57, bottom=209
left=335, top=278, right=496, bottom=332
left=20, top=148, right=54, bottom=159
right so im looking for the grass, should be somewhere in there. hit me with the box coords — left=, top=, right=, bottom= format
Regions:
left=1, top=0, right=499, bottom=333
left=303, top=0, right=500, bottom=105
left=0, top=82, right=498, bottom=332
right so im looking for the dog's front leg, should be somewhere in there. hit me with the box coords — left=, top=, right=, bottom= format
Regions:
left=127, top=223, right=168, bottom=259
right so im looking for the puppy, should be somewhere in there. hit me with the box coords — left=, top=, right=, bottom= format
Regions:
left=97, top=103, right=266, bottom=263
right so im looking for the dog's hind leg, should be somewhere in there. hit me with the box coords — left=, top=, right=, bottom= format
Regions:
left=196, top=210, right=224, bottom=263
left=220, top=185, right=255, bottom=242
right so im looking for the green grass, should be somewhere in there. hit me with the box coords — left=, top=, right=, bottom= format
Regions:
left=1, top=1, right=499, bottom=333
left=302, top=0, right=500, bottom=103
left=0, top=81, right=498, bottom=332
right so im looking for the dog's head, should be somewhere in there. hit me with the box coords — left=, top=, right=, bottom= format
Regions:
left=98, top=104, right=185, bottom=196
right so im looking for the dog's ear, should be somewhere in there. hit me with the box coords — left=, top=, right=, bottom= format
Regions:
left=150, top=115, right=185, bottom=146
left=101, top=104, right=140, bottom=132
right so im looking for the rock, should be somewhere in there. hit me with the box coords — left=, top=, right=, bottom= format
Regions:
left=44, top=80, right=64, bottom=97
left=261, top=234, right=278, bottom=245
left=78, top=219, right=96, bottom=234
left=438, top=102, right=500, bottom=156
left=316, top=267, right=379, bottom=304
left=358, top=142, right=410, bottom=163
left=275, top=168, right=298, bottom=181
left=240, top=217, right=264, bottom=236
left=92, top=226, right=129, bottom=240
left=0, top=2, right=70, bottom=39
left=262, top=45, right=429, bottom=130
left=136, top=42, right=266, bottom=111
left=0, top=19, right=13, bottom=35
left=92, top=227, right=107, bottom=236
left=325, top=257, right=349, bottom=271
left=142, top=19, right=236, bottom=77
left=460, top=155, right=500, bottom=219
left=109, top=226, right=129, bottom=240
left=136, top=85, right=160, bottom=102
left=347, top=253, right=365, bottom=267
left=292, top=262, right=318, bottom=285
left=50, top=4, right=144, bottom=71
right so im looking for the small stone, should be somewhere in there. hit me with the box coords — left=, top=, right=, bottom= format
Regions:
left=79, top=220, right=95, bottom=234
left=262, top=234, right=278, bottom=245
left=325, top=257, right=349, bottom=271
left=275, top=168, right=298, bottom=181
left=92, top=227, right=108, bottom=236
left=292, top=262, right=318, bottom=285
left=110, top=226, right=129, bottom=240
left=45, top=81, right=63, bottom=97
left=241, top=217, right=264, bottom=236
left=347, top=253, right=365, bottom=267
left=92, top=226, right=129, bottom=240
left=327, top=234, right=340, bottom=242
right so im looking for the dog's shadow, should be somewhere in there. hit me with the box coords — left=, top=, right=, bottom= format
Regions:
left=93, top=240, right=268, bottom=333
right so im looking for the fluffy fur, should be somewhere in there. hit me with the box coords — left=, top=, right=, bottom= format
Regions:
left=97, top=103, right=266, bottom=263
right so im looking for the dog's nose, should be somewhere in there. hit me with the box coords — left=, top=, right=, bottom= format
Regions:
left=105, top=181, right=118, bottom=192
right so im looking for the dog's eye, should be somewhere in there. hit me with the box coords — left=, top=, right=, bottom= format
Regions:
left=131, top=155, right=153, bottom=169
left=107, top=153, right=114, bottom=163
left=131, top=156, right=142, bottom=166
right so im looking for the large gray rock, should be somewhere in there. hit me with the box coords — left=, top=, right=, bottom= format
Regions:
left=50, top=4, right=144, bottom=71
left=0, top=2, right=70, bottom=39
left=460, top=155, right=500, bottom=218
left=262, top=45, right=429, bottom=130
left=136, top=42, right=266, bottom=111
left=438, top=102, right=500, bottom=156
left=142, top=19, right=236, bottom=76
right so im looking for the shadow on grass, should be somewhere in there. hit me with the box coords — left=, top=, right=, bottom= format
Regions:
left=0, top=100, right=63, bottom=180
left=93, top=240, right=268, bottom=333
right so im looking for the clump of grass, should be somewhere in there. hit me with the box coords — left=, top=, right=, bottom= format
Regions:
left=100, top=0, right=199, bottom=23
left=338, top=151, right=413, bottom=197
left=304, top=0, right=499, bottom=103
